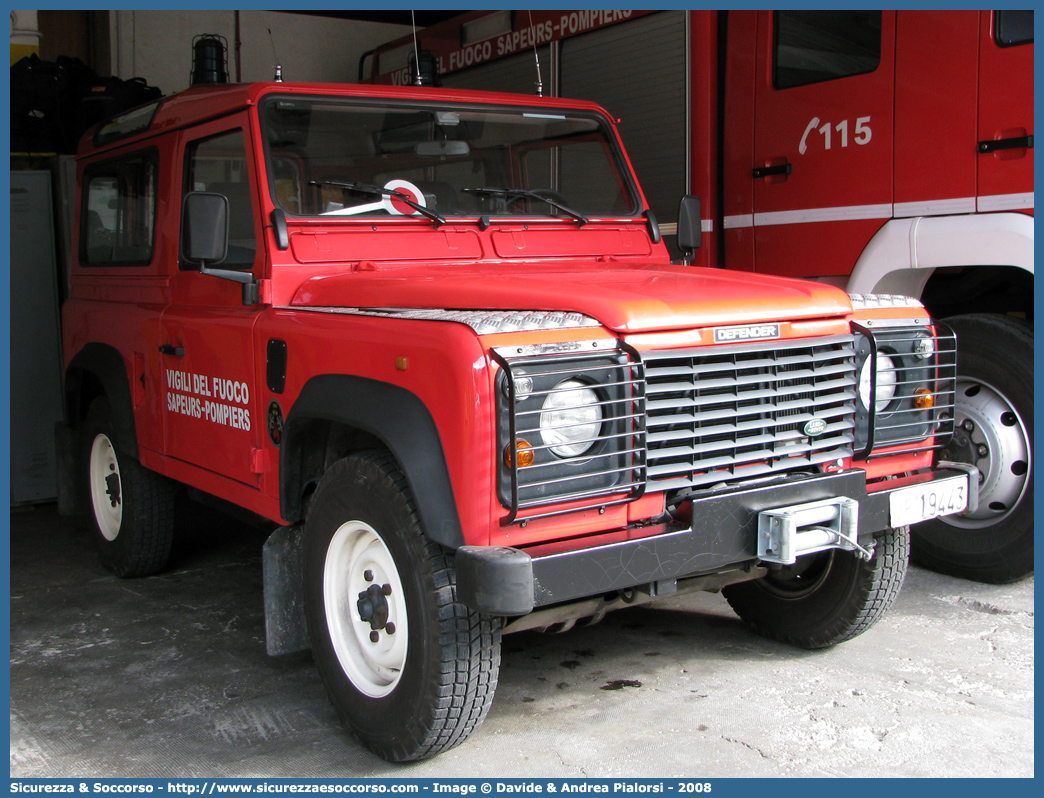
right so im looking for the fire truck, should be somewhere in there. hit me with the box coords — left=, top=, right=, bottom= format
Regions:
left=60, top=64, right=973, bottom=759
left=364, top=9, right=1034, bottom=584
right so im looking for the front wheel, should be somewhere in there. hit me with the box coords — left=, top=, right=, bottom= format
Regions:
left=723, top=526, right=910, bottom=649
left=303, top=452, right=501, bottom=762
left=911, top=314, right=1033, bottom=583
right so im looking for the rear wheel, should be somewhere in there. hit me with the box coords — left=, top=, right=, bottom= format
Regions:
left=911, top=314, right=1033, bottom=583
left=84, top=397, right=175, bottom=577
left=723, top=526, right=909, bottom=649
left=303, top=451, right=501, bottom=762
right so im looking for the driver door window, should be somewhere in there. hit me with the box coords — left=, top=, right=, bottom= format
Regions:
left=184, top=129, right=257, bottom=269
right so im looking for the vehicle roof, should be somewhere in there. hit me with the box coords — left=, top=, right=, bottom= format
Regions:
left=77, top=81, right=617, bottom=157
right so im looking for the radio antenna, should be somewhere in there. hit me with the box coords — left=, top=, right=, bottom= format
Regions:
left=411, top=10, right=423, bottom=86
left=528, top=10, right=543, bottom=96
left=267, top=28, right=282, bottom=82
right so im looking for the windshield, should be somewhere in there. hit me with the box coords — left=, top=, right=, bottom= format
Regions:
left=260, top=96, right=640, bottom=221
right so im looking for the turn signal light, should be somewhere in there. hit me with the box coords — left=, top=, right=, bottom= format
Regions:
left=505, top=439, right=535, bottom=469
left=913, top=388, right=934, bottom=410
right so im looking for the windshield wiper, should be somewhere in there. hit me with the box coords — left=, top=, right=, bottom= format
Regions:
left=462, top=187, right=589, bottom=227
left=309, top=180, right=446, bottom=227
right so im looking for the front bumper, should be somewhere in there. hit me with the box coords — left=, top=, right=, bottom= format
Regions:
left=456, top=466, right=976, bottom=616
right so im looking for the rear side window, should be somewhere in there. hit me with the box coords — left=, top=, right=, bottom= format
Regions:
left=94, top=101, right=161, bottom=146
left=995, top=10, right=1033, bottom=47
left=774, top=11, right=882, bottom=90
left=81, top=152, right=157, bottom=266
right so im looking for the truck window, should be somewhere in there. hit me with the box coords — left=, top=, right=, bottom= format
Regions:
left=995, top=10, right=1033, bottom=47
left=773, top=11, right=882, bottom=90
left=94, top=101, right=161, bottom=146
left=184, top=129, right=256, bottom=269
left=535, top=139, right=629, bottom=214
left=81, top=152, right=157, bottom=266
left=260, top=96, right=639, bottom=219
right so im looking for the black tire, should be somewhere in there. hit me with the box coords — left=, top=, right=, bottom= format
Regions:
left=83, top=397, right=176, bottom=577
left=303, top=451, right=501, bottom=762
left=911, top=314, right=1033, bottom=584
left=722, top=526, right=910, bottom=649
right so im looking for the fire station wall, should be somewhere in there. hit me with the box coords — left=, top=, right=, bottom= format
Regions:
left=108, top=10, right=409, bottom=96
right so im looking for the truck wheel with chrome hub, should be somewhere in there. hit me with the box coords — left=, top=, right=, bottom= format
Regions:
left=303, top=451, right=501, bottom=762
left=723, top=525, right=910, bottom=649
left=911, top=314, right=1033, bottom=584
left=83, top=397, right=176, bottom=577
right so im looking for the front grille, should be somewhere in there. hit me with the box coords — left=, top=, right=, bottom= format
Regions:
left=642, top=335, right=858, bottom=492
left=495, top=328, right=954, bottom=524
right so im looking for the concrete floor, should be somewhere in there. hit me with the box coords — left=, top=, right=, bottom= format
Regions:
left=9, top=502, right=1034, bottom=778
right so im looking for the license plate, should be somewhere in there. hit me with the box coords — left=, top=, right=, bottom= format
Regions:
left=889, top=475, right=969, bottom=527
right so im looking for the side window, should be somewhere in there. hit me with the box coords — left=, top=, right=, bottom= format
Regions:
left=185, top=129, right=256, bottom=269
left=773, top=11, right=882, bottom=90
left=272, top=155, right=303, bottom=214
left=995, top=10, right=1033, bottom=47
left=81, top=152, right=157, bottom=266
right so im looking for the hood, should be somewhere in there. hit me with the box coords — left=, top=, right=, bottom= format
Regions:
left=289, top=261, right=853, bottom=333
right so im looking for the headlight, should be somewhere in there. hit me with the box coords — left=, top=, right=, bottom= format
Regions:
left=539, top=378, right=602, bottom=458
left=858, top=351, right=898, bottom=412
left=913, top=335, right=936, bottom=360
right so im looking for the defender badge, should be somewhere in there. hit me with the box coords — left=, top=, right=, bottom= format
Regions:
left=803, top=418, right=827, bottom=437
left=713, top=323, right=781, bottom=343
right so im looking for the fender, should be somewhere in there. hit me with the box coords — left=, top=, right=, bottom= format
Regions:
left=65, top=343, right=139, bottom=460
left=280, top=374, right=464, bottom=549
left=846, top=212, right=1034, bottom=297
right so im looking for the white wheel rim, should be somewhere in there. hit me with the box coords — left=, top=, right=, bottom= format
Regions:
left=944, top=377, right=1031, bottom=529
left=89, top=433, right=123, bottom=541
left=323, top=520, right=408, bottom=698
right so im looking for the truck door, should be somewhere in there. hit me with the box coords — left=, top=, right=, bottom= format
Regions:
left=977, top=10, right=1034, bottom=212
left=750, top=11, right=895, bottom=278
left=159, top=119, right=263, bottom=486
left=893, top=12, right=979, bottom=221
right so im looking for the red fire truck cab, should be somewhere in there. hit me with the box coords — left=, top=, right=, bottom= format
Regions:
left=59, top=80, right=973, bottom=760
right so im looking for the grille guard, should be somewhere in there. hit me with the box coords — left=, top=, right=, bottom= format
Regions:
left=851, top=319, right=957, bottom=458
left=492, top=340, right=648, bottom=525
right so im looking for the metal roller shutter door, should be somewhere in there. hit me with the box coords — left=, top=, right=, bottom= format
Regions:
left=441, top=45, right=552, bottom=95
left=561, top=11, right=687, bottom=229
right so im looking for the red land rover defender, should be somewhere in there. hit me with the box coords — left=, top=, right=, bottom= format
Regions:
left=58, top=81, right=974, bottom=761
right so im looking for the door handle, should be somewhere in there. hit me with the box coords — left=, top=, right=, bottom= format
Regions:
left=158, top=344, right=185, bottom=356
left=978, top=135, right=1033, bottom=153
left=753, top=163, right=793, bottom=179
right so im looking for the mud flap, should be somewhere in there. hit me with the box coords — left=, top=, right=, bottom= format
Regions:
left=262, top=523, right=310, bottom=656
left=55, top=421, right=85, bottom=516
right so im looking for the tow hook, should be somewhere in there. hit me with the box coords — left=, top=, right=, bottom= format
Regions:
left=357, top=582, right=395, bottom=642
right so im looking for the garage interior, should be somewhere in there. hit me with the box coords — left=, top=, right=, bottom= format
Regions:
left=8, top=9, right=1034, bottom=779
left=10, top=503, right=1035, bottom=777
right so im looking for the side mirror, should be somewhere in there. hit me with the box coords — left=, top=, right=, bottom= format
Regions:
left=182, top=191, right=229, bottom=266
left=181, top=191, right=259, bottom=305
left=677, top=195, right=702, bottom=255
